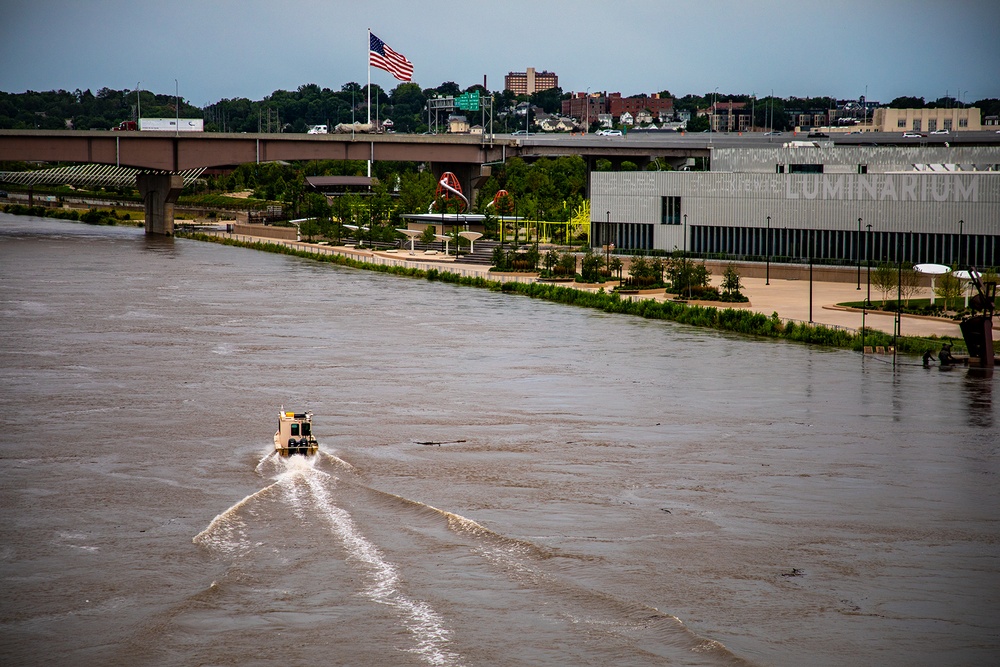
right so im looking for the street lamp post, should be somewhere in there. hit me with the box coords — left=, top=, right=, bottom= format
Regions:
left=136, top=82, right=141, bottom=124
left=710, top=86, right=719, bottom=144
left=606, top=210, right=610, bottom=252
left=766, top=215, right=771, bottom=285
left=958, top=219, right=964, bottom=268
left=866, top=223, right=873, bottom=307
left=809, top=230, right=814, bottom=323
left=857, top=217, right=862, bottom=289
left=174, top=79, right=179, bottom=137
left=536, top=208, right=541, bottom=252
left=683, top=213, right=691, bottom=300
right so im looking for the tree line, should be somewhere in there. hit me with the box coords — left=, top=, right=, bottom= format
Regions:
left=4, top=83, right=995, bottom=135
left=0, top=82, right=563, bottom=134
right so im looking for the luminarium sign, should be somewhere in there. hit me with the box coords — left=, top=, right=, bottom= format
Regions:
left=785, top=173, right=980, bottom=202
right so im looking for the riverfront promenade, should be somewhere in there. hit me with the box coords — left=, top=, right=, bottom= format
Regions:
left=206, top=229, right=977, bottom=341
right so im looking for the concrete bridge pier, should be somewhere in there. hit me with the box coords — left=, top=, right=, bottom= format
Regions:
left=137, top=173, right=184, bottom=235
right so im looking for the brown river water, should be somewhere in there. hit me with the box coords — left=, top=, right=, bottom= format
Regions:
left=1, top=215, right=997, bottom=666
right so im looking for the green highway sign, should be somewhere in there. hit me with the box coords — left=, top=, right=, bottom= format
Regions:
left=456, top=92, right=480, bottom=111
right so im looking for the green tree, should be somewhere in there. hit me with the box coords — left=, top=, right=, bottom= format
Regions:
left=722, top=263, right=743, bottom=296
left=397, top=171, right=436, bottom=214
left=889, top=96, right=926, bottom=109
left=686, top=114, right=710, bottom=132
left=871, top=263, right=897, bottom=307
left=934, top=272, right=964, bottom=311
left=608, top=256, right=623, bottom=284
left=580, top=249, right=605, bottom=282
left=899, top=266, right=922, bottom=306
left=298, top=218, right=320, bottom=241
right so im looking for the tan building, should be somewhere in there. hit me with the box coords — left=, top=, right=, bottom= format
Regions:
left=504, top=67, right=559, bottom=96
left=706, top=101, right=750, bottom=132
left=872, top=107, right=982, bottom=133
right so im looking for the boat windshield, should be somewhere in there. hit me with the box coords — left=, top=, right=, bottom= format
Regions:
left=290, top=423, right=300, bottom=436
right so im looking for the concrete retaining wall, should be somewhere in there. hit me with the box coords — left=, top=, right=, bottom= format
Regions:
left=232, top=223, right=297, bottom=240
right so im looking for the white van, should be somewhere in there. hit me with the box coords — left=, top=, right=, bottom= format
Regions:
left=307, top=125, right=328, bottom=134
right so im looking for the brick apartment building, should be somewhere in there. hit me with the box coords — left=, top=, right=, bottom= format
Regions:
left=504, top=67, right=559, bottom=96
left=562, top=92, right=675, bottom=123
left=607, top=93, right=674, bottom=119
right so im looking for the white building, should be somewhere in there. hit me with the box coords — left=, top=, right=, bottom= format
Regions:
left=591, top=145, right=1000, bottom=267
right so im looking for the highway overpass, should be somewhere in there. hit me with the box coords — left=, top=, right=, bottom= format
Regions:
left=2, top=129, right=998, bottom=234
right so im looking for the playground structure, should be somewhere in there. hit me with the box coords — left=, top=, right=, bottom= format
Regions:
left=403, top=172, right=590, bottom=248
left=428, top=172, right=469, bottom=213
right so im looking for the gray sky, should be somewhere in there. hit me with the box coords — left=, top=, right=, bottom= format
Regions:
left=2, top=0, right=998, bottom=106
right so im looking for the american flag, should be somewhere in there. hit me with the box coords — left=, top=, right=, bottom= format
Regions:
left=369, top=32, right=413, bottom=82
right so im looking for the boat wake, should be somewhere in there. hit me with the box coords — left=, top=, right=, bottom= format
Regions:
left=194, top=451, right=464, bottom=667
left=193, top=450, right=748, bottom=666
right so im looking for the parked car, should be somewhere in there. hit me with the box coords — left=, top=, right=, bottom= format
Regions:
left=930, top=129, right=949, bottom=135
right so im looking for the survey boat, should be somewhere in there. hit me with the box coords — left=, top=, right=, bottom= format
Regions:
left=274, top=409, right=319, bottom=456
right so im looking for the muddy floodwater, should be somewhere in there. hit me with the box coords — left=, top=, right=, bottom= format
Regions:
left=1, top=215, right=997, bottom=667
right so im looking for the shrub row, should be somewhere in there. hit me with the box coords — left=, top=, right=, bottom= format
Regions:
left=179, top=232, right=962, bottom=358
left=2, top=204, right=132, bottom=225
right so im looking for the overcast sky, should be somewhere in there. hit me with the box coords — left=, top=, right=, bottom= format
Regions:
left=2, top=0, right=998, bottom=106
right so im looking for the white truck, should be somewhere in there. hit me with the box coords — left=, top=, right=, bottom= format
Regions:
left=139, top=118, right=204, bottom=132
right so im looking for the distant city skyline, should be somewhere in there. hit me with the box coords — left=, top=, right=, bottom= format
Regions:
left=2, top=0, right=998, bottom=107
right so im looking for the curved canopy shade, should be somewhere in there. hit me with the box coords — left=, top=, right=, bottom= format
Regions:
left=914, top=263, right=950, bottom=275
left=396, top=228, right=422, bottom=253
left=433, top=234, right=453, bottom=255
left=458, top=231, right=483, bottom=253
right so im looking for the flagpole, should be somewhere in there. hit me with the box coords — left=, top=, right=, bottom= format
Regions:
left=367, top=28, right=372, bottom=177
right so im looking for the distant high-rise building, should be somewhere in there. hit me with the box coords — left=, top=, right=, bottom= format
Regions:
left=505, top=67, right=559, bottom=96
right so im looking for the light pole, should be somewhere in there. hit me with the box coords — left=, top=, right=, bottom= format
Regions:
left=683, top=213, right=691, bottom=300
left=894, top=233, right=903, bottom=364
left=174, top=79, right=179, bottom=136
left=857, top=217, right=862, bottom=289
left=605, top=230, right=611, bottom=271
left=606, top=210, right=610, bottom=252
left=768, top=88, right=773, bottom=136
left=136, top=82, right=141, bottom=125
left=866, top=223, right=873, bottom=307
left=958, top=219, right=964, bottom=268
left=586, top=87, right=590, bottom=133
left=766, top=215, right=771, bottom=285
left=710, top=87, right=718, bottom=144
left=809, top=230, right=814, bottom=323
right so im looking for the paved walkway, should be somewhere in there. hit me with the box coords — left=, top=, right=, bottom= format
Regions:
left=206, top=230, right=977, bottom=340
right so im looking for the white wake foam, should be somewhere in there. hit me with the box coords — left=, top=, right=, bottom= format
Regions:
left=195, top=453, right=464, bottom=666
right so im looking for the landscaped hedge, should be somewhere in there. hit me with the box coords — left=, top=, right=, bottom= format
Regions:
left=178, top=232, right=962, bottom=358
left=2, top=203, right=134, bottom=225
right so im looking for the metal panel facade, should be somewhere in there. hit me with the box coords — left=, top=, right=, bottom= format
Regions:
left=593, top=170, right=999, bottom=235
left=711, top=146, right=1000, bottom=173
left=591, top=147, right=1000, bottom=264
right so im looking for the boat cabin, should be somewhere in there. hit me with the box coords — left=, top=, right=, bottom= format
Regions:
left=274, top=410, right=319, bottom=456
